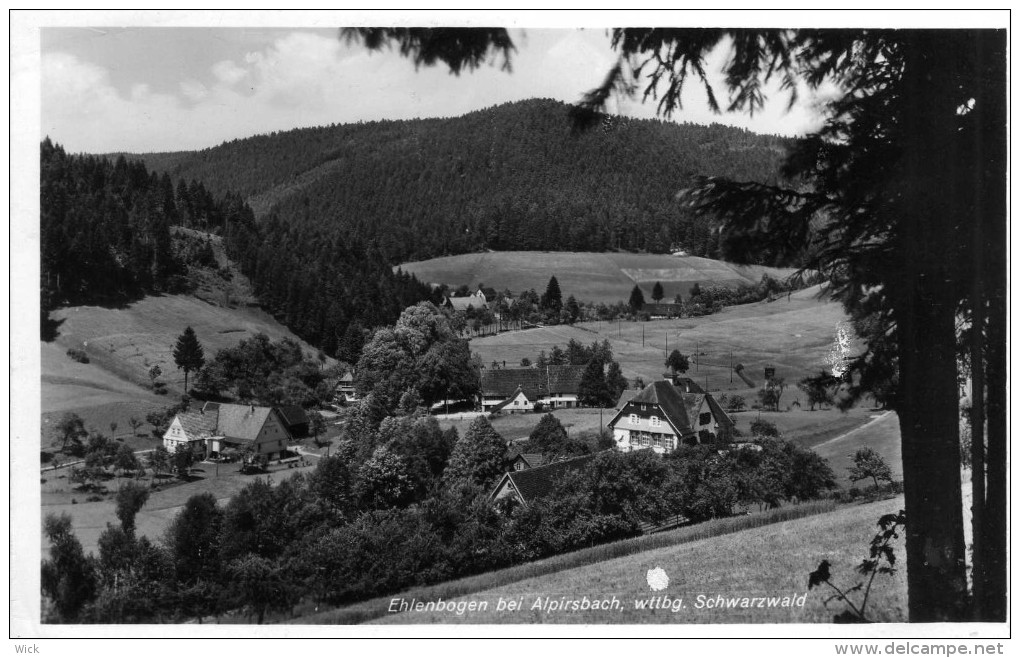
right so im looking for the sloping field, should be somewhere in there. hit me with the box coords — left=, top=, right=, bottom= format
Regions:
left=398, top=251, right=799, bottom=304
left=42, top=294, right=326, bottom=443
left=471, top=285, right=849, bottom=391
left=374, top=496, right=908, bottom=624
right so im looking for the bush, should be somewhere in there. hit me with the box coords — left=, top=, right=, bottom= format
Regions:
left=41, top=451, right=54, bottom=464
left=750, top=418, right=781, bottom=438
left=66, top=348, right=90, bottom=364
left=726, top=394, right=747, bottom=411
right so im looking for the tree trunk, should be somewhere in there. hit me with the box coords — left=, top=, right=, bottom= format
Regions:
left=968, top=288, right=985, bottom=620
left=894, top=284, right=969, bottom=622
left=893, top=35, right=969, bottom=622
left=973, top=29, right=1008, bottom=623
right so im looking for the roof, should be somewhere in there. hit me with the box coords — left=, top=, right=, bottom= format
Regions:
left=493, top=453, right=600, bottom=504
left=516, top=453, right=546, bottom=468
left=446, top=295, right=487, bottom=312
left=682, top=393, right=707, bottom=423
left=629, top=380, right=694, bottom=432
left=176, top=410, right=219, bottom=441
left=276, top=404, right=309, bottom=427
left=481, top=367, right=548, bottom=399
left=202, top=401, right=221, bottom=412
left=608, top=380, right=734, bottom=440
left=672, top=377, right=705, bottom=394
left=215, top=404, right=288, bottom=442
left=546, top=365, right=585, bottom=394
left=490, top=386, right=529, bottom=413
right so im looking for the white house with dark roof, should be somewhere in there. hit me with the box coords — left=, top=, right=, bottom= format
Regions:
left=607, top=375, right=734, bottom=454
left=480, top=365, right=586, bottom=413
left=163, top=403, right=292, bottom=459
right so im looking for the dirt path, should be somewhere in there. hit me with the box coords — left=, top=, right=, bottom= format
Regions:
left=812, top=410, right=893, bottom=450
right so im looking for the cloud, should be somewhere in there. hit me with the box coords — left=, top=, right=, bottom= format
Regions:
left=211, top=59, right=247, bottom=86
left=41, top=29, right=828, bottom=153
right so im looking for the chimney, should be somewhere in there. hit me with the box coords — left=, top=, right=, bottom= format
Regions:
left=250, top=404, right=255, bottom=414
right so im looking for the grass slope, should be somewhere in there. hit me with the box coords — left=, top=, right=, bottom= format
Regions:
left=373, top=497, right=908, bottom=625
left=470, top=284, right=849, bottom=392
left=42, top=230, right=329, bottom=448
left=42, top=294, right=324, bottom=447
left=398, top=251, right=799, bottom=305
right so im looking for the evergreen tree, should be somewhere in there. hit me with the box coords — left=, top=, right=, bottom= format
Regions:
left=540, top=276, right=563, bottom=313
left=527, top=413, right=569, bottom=455
left=605, top=360, right=628, bottom=401
left=652, top=281, right=664, bottom=302
left=172, top=326, right=206, bottom=393
left=444, top=416, right=507, bottom=488
left=565, top=295, right=581, bottom=324
left=628, top=285, right=645, bottom=313
left=577, top=358, right=610, bottom=407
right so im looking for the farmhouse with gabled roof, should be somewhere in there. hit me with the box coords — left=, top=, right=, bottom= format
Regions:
left=163, top=403, right=292, bottom=460
left=607, top=374, right=733, bottom=454
left=480, top=364, right=586, bottom=413
left=490, top=453, right=600, bottom=506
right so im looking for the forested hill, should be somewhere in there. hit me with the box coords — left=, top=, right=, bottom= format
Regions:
left=128, top=98, right=791, bottom=262
left=40, top=139, right=436, bottom=356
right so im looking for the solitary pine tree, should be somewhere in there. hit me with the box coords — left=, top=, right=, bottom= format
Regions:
left=628, top=285, right=645, bottom=313
left=541, top=276, right=563, bottom=313
left=652, top=281, right=664, bottom=302
left=173, top=326, right=205, bottom=393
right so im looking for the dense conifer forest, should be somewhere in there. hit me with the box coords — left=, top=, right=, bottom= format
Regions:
left=132, top=99, right=791, bottom=262
left=40, top=139, right=436, bottom=354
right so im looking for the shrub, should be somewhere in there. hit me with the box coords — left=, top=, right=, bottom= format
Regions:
left=726, top=394, right=747, bottom=411
left=750, top=418, right=781, bottom=438
left=66, top=348, right=90, bottom=364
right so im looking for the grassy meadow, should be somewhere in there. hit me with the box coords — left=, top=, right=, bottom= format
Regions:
left=471, top=284, right=850, bottom=395
left=372, top=496, right=908, bottom=624
left=41, top=453, right=322, bottom=557
left=42, top=293, right=327, bottom=445
left=399, top=251, right=798, bottom=305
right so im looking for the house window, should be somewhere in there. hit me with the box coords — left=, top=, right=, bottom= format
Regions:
left=700, top=412, right=712, bottom=426
left=650, top=416, right=661, bottom=427
left=629, top=414, right=639, bottom=425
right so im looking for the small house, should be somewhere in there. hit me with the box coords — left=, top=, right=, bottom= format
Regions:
left=163, top=403, right=293, bottom=460
left=489, top=453, right=600, bottom=506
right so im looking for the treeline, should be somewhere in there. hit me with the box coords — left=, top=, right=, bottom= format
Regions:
left=40, top=138, right=251, bottom=309
left=135, top=99, right=792, bottom=263
left=223, top=213, right=437, bottom=357
left=41, top=410, right=835, bottom=624
left=41, top=138, right=437, bottom=355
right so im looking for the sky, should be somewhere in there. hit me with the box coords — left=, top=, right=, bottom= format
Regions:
left=40, top=25, right=833, bottom=154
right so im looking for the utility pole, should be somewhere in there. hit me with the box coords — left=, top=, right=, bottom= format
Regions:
left=695, top=341, right=699, bottom=373
left=642, top=325, right=645, bottom=347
